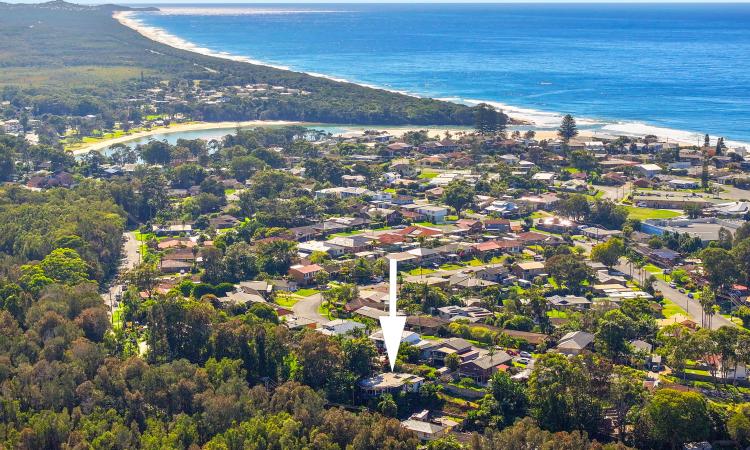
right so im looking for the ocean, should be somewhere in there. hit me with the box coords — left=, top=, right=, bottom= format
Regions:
left=126, top=3, right=750, bottom=146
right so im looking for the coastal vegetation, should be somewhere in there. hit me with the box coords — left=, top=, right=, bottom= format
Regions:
left=0, top=1, right=490, bottom=127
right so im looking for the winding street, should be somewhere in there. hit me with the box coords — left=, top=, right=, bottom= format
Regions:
left=291, top=293, right=329, bottom=325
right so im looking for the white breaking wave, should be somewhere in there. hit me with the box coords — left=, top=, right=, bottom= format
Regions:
left=115, top=10, right=750, bottom=148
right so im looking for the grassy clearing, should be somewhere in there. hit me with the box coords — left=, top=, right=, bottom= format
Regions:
left=296, top=288, right=320, bottom=297
left=662, top=299, right=687, bottom=318
left=418, top=170, right=439, bottom=179
left=440, top=263, right=464, bottom=271
left=624, top=206, right=682, bottom=221
left=274, top=293, right=300, bottom=308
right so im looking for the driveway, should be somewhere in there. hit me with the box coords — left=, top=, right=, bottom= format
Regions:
left=102, top=231, right=140, bottom=315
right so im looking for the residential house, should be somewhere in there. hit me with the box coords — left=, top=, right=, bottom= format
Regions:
left=152, top=224, right=193, bottom=237
left=209, top=214, right=240, bottom=230
left=288, top=264, right=324, bottom=285
left=484, top=218, right=511, bottom=233
left=319, top=319, right=366, bottom=337
left=358, top=373, right=424, bottom=397
left=458, top=352, right=513, bottom=383
left=531, top=172, right=556, bottom=184
left=401, top=420, right=447, bottom=441
left=547, top=294, right=592, bottom=310
left=637, top=164, right=663, bottom=178
left=369, top=329, right=421, bottom=352
left=555, top=331, right=595, bottom=356
left=327, top=235, right=373, bottom=253
left=437, top=305, right=493, bottom=322
left=416, top=205, right=449, bottom=223
left=512, top=261, right=546, bottom=280
left=159, top=259, right=192, bottom=274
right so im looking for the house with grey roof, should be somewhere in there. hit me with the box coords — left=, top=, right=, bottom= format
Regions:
left=555, top=331, right=595, bottom=356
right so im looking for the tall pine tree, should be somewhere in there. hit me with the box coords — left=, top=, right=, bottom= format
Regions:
left=558, top=114, right=578, bottom=142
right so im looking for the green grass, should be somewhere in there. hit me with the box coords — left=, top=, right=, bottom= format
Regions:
left=624, top=206, right=682, bottom=221
left=296, top=288, right=320, bottom=297
left=440, top=263, right=464, bottom=271
left=318, top=302, right=332, bottom=319
left=330, top=230, right=363, bottom=237
left=414, top=221, right=441, bottom=227
left=274, top=293, right=300, bottom=308
left=547, top=310, right=568, bottom=319
left=407, top=268, right=436, bottom=276
left=112, top=308, right=123, bottom=331
left=529, top=211, right=552, bottom=219
left=643, top=264, right=663, bottom=274
left=722, top=314, right=746, bottom=329
left=421, top=335, right=441, bottom=341
left=418, top=170, right=439, bottom=179
left=662, top=299, right=687, bottom=318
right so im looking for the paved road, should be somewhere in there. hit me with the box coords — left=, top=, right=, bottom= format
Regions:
left=597, top=182, right=631, bottom=202
left=291, top=293, right=329, bottom=325
left=102, top=231, right=140, bottom=316
left=616, top=259, right=735, bottom=330
left=576, top=240, right=734, bottom=330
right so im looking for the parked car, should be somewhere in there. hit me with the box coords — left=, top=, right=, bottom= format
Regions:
left=669, top=282, right=677, bottom=288
left=519, top=351, right=532, bottom=358
left=517, top=358, right=530, bottom=365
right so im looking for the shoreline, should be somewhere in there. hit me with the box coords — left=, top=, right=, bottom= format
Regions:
left=113, top=10, right=749, bottom=149
left=67, top=119, right=590, bottom=155
left=70, top=120, right=302, bottom=155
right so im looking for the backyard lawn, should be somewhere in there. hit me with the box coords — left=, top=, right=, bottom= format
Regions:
left=418, top=170, right=439, bottom=179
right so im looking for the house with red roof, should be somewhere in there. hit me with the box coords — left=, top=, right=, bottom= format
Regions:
left=288, top=264, right=324, bottom=285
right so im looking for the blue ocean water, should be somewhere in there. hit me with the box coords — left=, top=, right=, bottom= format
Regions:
left=131, top=3, right=750, bottom=144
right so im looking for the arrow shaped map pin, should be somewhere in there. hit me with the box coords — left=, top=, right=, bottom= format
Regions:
left=379, top=258, right=406, bottom=371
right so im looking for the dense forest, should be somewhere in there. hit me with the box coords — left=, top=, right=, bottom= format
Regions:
left=0, top=1, right=485, bottom=126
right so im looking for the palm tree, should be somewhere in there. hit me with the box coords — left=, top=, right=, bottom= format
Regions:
left=699, top=287, right=716, bottom=328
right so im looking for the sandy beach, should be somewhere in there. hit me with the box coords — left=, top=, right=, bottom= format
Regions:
left=109, top=10, right=709, bottom=149
left=112, top=9, right=750, bottom=150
